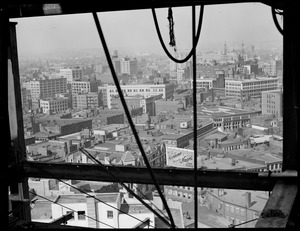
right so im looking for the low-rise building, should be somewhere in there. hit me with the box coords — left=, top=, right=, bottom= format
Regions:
left=206, top=189, right=268, bottom=227
left=37, top=117, right=93, bottom=136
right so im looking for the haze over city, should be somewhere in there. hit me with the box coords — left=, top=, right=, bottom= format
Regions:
left=13, top=3, right=282, bottom=58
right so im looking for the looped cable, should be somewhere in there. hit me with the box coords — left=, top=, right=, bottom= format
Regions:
left=151, top=4, right=204, bottom=63
left=271, top=7, right=283, bottom=35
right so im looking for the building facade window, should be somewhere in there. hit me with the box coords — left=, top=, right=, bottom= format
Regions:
left=78, top=211, right=86, bottom=220
left=107, top=210, right=113, bottom=219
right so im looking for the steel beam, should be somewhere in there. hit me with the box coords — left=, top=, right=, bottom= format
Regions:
left=50, top=212, right=74, bottom=225
left=255, top=180, right=298, bottom=228
left=133, top=218, right=150, bottom=229
left=5, top=0, right=287, bottom=18
left=21, top=161, right=297, bottom=191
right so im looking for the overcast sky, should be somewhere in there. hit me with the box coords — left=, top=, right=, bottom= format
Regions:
left=12, top=3, right=283, bottom=58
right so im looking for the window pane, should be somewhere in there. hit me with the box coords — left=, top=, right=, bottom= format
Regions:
left=11, top=2, right=282, bottom=229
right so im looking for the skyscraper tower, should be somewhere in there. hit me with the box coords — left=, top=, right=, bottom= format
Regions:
left=224, top=42, right=228, bottom=63
left=112, top=50, right=118, bottom=59
left=241, top=41, right=245, bottom=59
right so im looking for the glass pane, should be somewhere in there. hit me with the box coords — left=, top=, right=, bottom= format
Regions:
left=11, top=2, right=282, bottom=228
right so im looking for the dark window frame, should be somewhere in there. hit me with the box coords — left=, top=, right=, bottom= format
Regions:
left=2, top=0, right=298, bottom=229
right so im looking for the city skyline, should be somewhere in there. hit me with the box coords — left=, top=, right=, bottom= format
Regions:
left=12, top=3, right=282, bottom=58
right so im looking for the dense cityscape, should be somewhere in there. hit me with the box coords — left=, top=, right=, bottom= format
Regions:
left=15, top=40, right=284, bottom=228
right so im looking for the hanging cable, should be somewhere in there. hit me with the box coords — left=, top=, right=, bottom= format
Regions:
left=151, top=5, right=204, bottom=63
left=28, top=191, right=116, bottom=229
left=271, top=7, right=283, bottom=35
left=79, top=147, right=175, bottom=228
left=91, top=11, right=176, bottom=229
left=167, top=7, right=176, bottom=53
left=228, top=218, right=259, bottom=228
left=106, top=159, right=171, bottom=223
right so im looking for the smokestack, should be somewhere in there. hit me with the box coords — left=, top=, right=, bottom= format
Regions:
left=231, top=158, right=236, bottom=166
left=245, top=192, right=251, bottom=208
left=218, top=189, right=224, bottom=197
left=207, top=150, right=211, bottom=159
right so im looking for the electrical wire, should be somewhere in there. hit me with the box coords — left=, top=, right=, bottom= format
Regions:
left=28, top=190, right=116, bottom=229
left=151, top=5, right=204, bottom=63
left=271, top=7, right=283, bottom=35
left=228, top=218, right=259, bottom=228
left=79, top=147, right=175, bottom=228
left=91, top=11, right=176, bottom=229
left=106, top=158, right=171, bottom=223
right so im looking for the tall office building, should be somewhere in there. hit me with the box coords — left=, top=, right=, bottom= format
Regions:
left=129, top=58, right=138, bottom=75
left=112, top=50, right=121, bottom=74
left=29, top=78, right=67, bottom=109
left=120, top=57, right=138, bottom=75
left=120, top=58, right=130, bottom=75
left=75, top=92, right=102, bottom=110
left=60, top=67, right=83, bottom=82
left=71, top=80, right=101, bottom=109
left=225, top=77, right=279, bottom=100
left=261, top=89, right=283, bottom=116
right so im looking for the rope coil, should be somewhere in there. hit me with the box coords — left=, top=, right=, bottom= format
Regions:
left=167, top=7, right=176, bottom=52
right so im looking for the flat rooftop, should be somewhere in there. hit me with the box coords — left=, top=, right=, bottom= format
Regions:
left=209, top=188, right=269, bottom=212
left=200, top=155, right=261, bottom=170
left=56, top=193, right=119, bottom=204
left=230, top=149, right=282, bottom=163
left=197, top=106, right=259, bottom=118
left=30, top=201, right=53, bottom=220
left=93, top=124, right=128, bottom=133
left=182, top=202, right=230, bottom=228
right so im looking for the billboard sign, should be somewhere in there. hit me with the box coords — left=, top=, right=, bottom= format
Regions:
left=166, top=146, right=194, bottom=168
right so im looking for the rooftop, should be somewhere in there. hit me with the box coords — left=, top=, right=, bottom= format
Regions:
left=229, top=149, right=282, bottom=164
left=209, top=189, right=269, bottom=212
left=182, top=202, right=230, bottom=228
left=93, top=124, right=128, bottom=133
left=226, top=77, right=279, bottom=83
left=56, top=193, right=119, bottom=204
left=200, top=155, right=260, bottom=170
left=197, top=105, right=259, bottom=118
left=204, top=131, right=227, bottom=140
left=30, top=201, right=53, bottom=221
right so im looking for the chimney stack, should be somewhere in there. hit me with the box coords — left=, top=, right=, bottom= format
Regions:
left=231, top=158, right=236, bottom=166
left=86, top=196, right=97, bottom=228
left=245, top=192, right=251, bottom=208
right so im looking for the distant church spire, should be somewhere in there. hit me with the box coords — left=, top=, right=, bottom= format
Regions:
left=224, top=42, right=228, bottom=63
left=224, top=41, right=227, bottom=55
